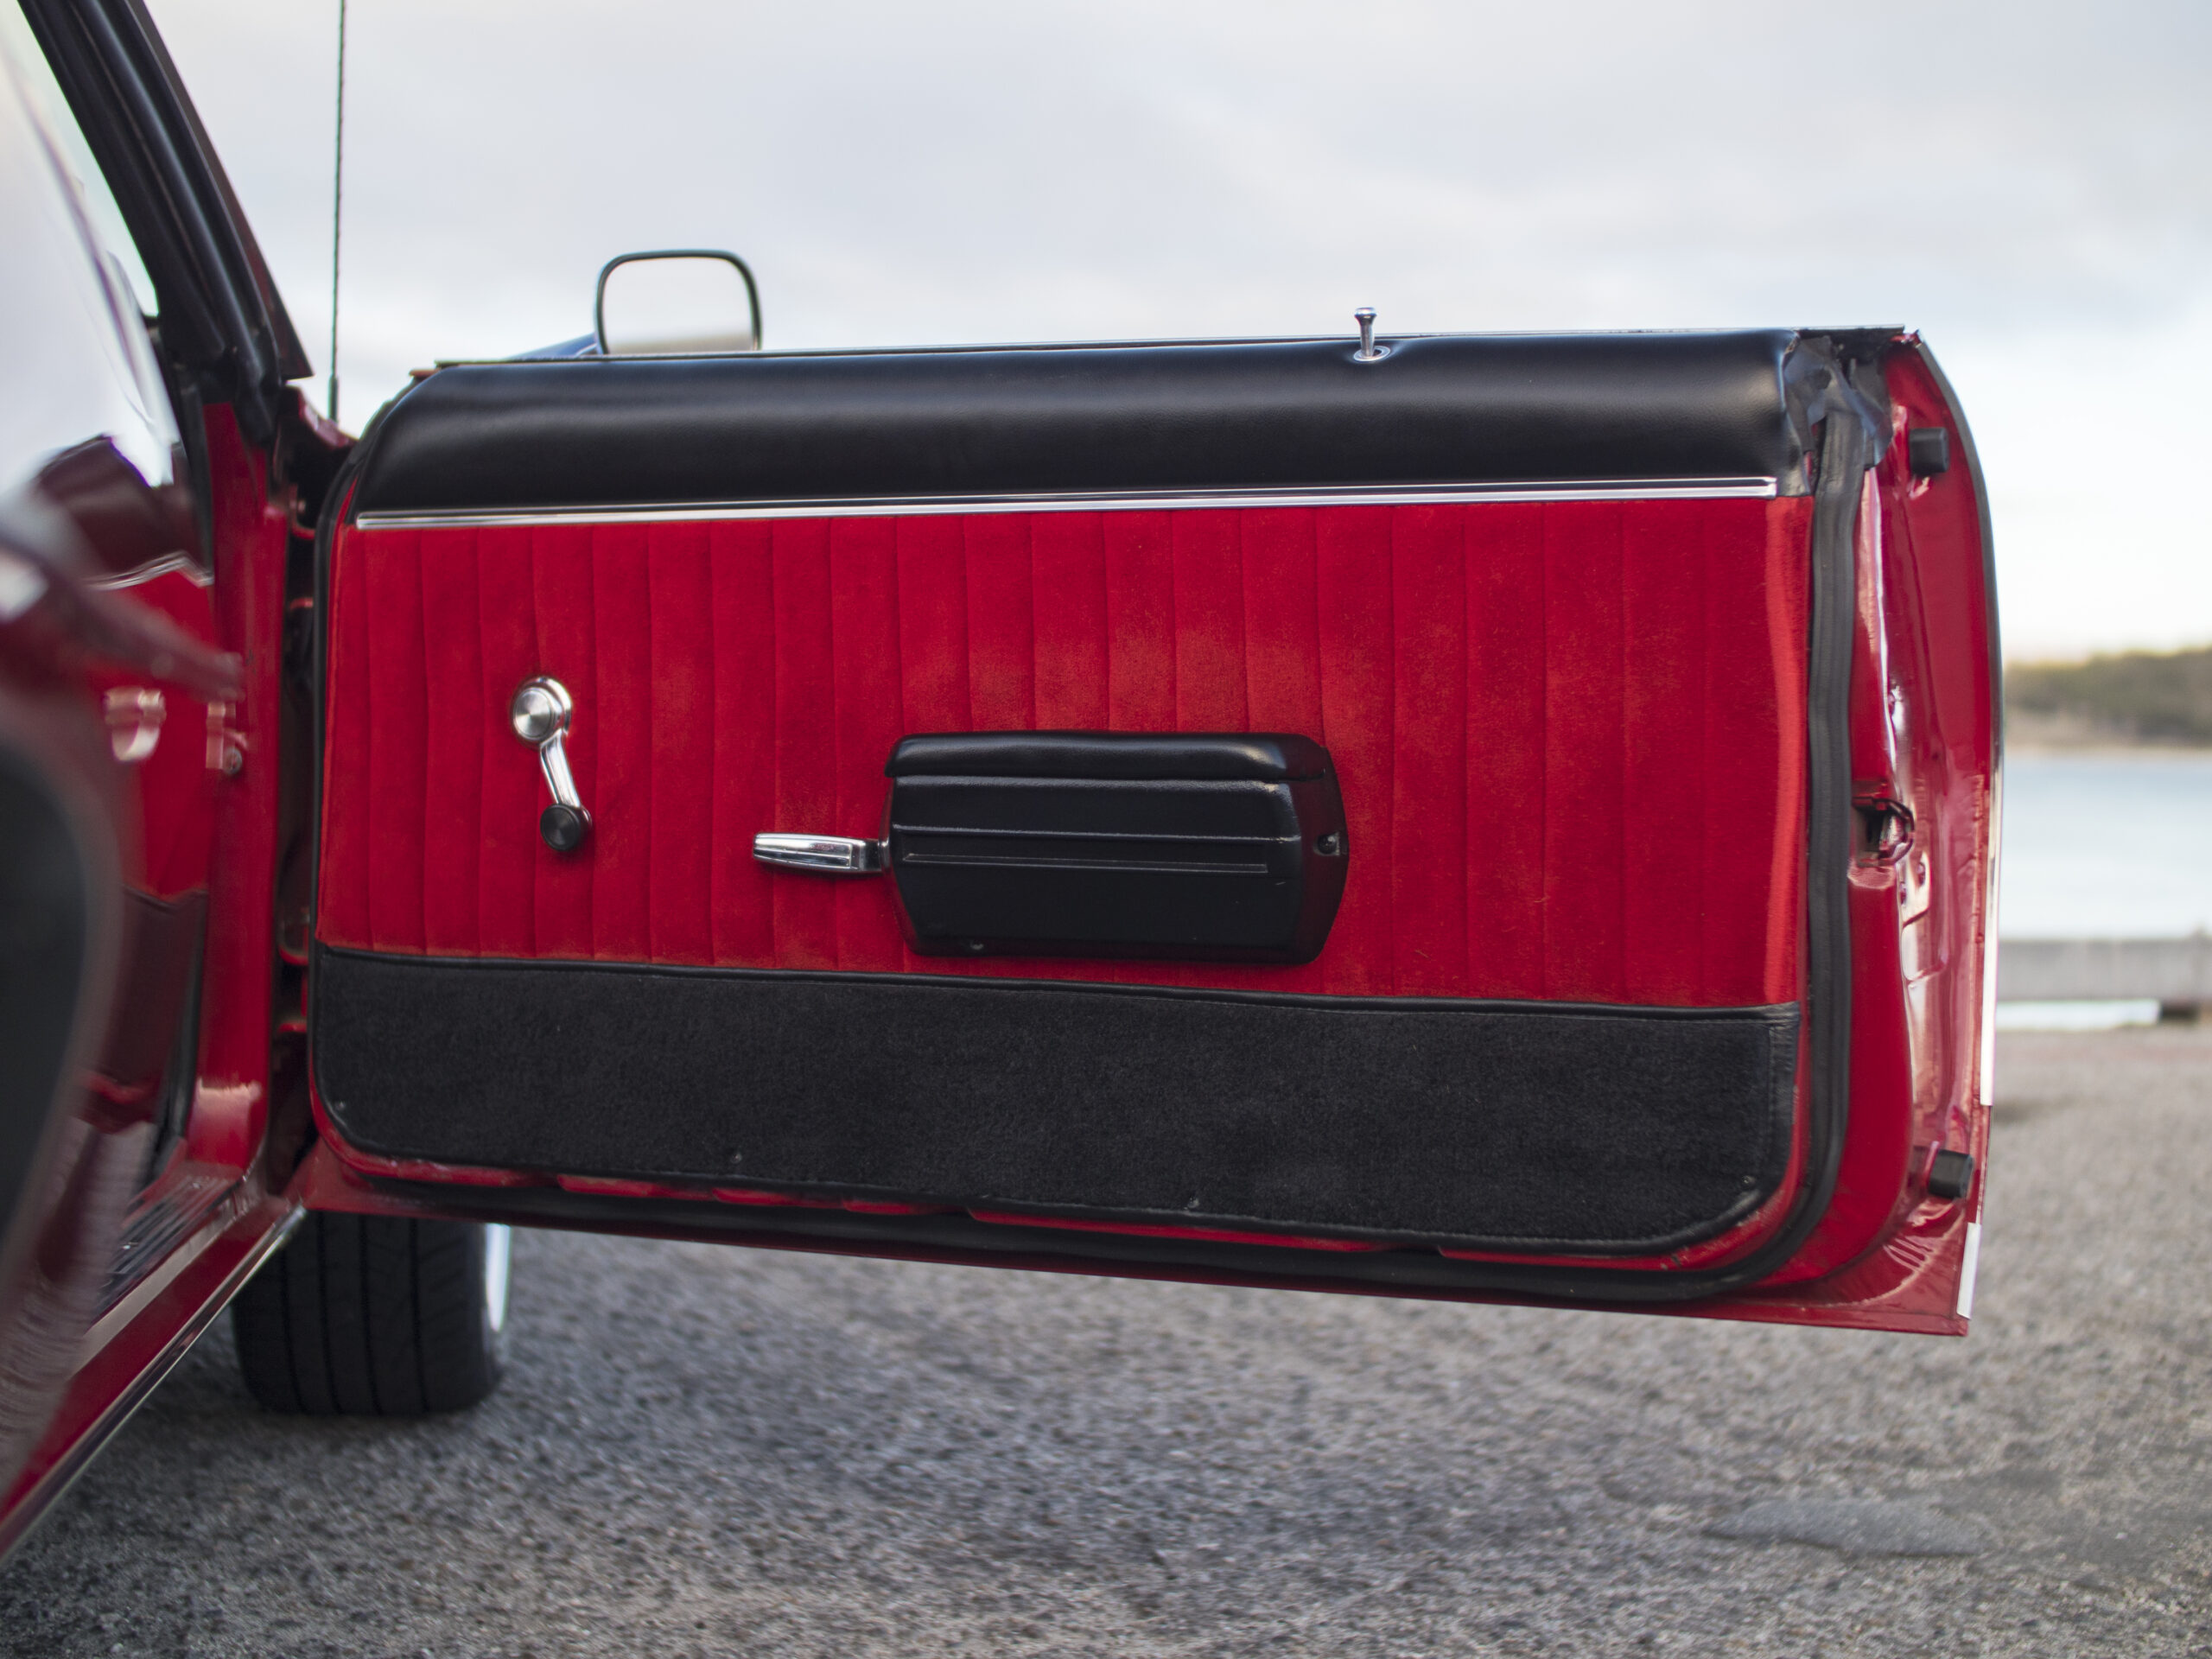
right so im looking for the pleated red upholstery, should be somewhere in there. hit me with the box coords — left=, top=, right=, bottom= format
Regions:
left=318, top=497, right=1811, bottom=1006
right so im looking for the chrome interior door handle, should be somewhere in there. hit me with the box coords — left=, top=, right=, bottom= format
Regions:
left=753, top=833, right=886, bottom=874
left=510, top=677, right=590, bottom=851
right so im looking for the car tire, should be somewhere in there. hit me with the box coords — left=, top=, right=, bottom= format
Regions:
left=232, top=1214, right=510, bottom=1414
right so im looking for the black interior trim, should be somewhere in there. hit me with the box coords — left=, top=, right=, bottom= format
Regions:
left=885, top=731, right=1347, bottom=961
left=313, top=947, right=1798, bottom=1257
left=350, top=330, right=1809, bottom=514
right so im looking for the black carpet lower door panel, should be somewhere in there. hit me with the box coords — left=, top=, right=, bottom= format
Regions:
left=311, top=950, right=1799, bottom=1255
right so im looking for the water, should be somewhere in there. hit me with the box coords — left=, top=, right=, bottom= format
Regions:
left=2002, top=751, right=2212, bottom=938
left=1998, top=748, right=2212, bottom=1028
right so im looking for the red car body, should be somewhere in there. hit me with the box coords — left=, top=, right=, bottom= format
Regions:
left=0, top=0, right=1997, bottom=1555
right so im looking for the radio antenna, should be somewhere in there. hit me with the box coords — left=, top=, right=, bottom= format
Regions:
left=327, top=0, right=347, bottom=424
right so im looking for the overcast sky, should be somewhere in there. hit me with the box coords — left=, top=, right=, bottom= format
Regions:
left=147, top=0, right=2212, bottom=660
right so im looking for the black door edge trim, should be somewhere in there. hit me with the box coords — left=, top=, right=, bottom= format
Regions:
left=325, top=1173, right=1791, bottom=1311
left=302, top=439, right=373, bottom=1058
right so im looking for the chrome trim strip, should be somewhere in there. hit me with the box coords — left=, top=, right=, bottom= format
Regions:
left=1956, top=1219, right=1982, bottom=1320
left=355, top=477, right=1778, bottom=531
left=79, top=1179, right=251, bottom=1358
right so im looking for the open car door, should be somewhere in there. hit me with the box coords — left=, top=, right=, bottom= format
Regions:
left=302, top=326, right=1997, bottom=1334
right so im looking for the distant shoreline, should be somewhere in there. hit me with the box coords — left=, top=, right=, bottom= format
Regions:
left=2006, top=647, right=2212, bottom=747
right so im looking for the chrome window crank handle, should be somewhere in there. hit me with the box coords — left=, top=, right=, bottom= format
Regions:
left=510, top=677, right=590, bottom=851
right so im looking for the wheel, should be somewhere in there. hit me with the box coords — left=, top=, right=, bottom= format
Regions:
left=232, top=1214, right=511, bottom=1414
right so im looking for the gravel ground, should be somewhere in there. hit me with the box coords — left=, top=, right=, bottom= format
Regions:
left=2, top=1027, right=2210, bottom=1657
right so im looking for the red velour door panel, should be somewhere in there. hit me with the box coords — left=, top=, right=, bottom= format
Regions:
left=317, top=496, right=1808, bottom=1004
left=303, top=329, right=1997, bottom=1334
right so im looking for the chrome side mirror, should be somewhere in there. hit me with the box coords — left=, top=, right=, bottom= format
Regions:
left=594, top=251, right=761, bottom=355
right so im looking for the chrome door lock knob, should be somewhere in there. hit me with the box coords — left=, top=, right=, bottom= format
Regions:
left=510, top=677, right=590, bottom=852
left=1352, top=307, right=1389, bottom=363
